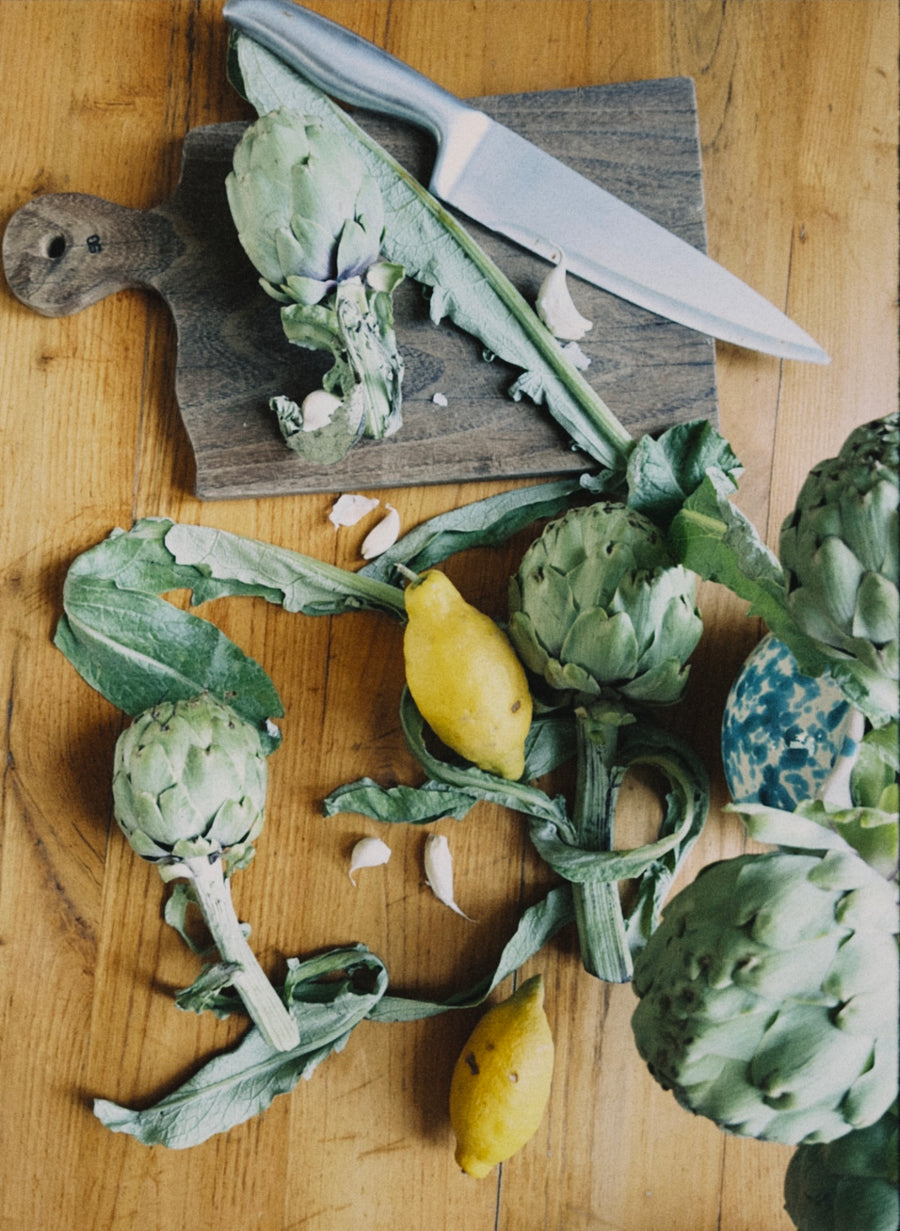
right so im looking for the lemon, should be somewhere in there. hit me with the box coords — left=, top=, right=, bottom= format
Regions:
left=449, top=974, right=554, bottom=1178
left=402, top=569, right=532, bottom=780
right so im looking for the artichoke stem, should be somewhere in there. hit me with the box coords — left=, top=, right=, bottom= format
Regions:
left=571, top=714, right=633, bottom=982
left=334, top=280, right=403, bottom=440
left=183, top=855, right=300, bottom=1053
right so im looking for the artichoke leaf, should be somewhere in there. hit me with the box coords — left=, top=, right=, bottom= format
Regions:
left=164, top=521, right=406, bottom=619
left=752, top=1004, right=875, bottom=1107
left=560, top=608, right=639, bottom=681
left=670, top=468, right=897, bottom=727
left=93, top=946, right=389, bottom=1149
left=54, top=519, right=284, bottom=750
left=323, top=776, right=479, bottom=824
left=853, top=570, right=900, bottom=644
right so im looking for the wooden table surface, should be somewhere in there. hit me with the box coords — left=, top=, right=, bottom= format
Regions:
left=1, top=2, right=896, bottom=1229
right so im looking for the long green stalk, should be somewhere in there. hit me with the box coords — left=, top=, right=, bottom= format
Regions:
left=570, top=712, right=633, bottom=981
left=184, top=855, right=300, bottom=1052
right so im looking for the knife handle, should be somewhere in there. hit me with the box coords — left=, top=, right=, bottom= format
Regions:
left=222, top=0, right=490, bottom=195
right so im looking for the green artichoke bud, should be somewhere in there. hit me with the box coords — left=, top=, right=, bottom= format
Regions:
left=508, top=502, right=706, bottom=984
left=779, top=413, right=899, bottom=715
left=631, top=849, right=898, bottom=1145
left=508, top=502, right=703, bottom=705
left=226, top=107, right=387, bottom=305
left=784, top=1101, right=898, bottom=1231
left=112, top=692, right=267, bottom=876
left=226, top=108, right=405, bottom=460
left=112, top=694, right=298, bottom=1052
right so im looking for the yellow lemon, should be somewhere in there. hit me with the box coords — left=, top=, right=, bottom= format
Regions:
left=402, top=569, right=532, bottom=780
left=449, top=974, right=554, bottom=1178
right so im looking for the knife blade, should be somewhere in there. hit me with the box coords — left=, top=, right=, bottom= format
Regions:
left=222, top=0, right=829, bottom=364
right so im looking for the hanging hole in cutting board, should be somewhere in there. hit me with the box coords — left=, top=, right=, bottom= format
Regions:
left=45, top=234, right=67, bottom=260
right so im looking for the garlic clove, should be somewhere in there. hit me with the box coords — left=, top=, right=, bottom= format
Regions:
left=348, top=836, right=391, bottom=886
left=536, top=252, right=593, bottom=341
left=329, top=493, right=379, bottom=529
left=423, top=833, right=473, bottom=920
left=301, top=388, right=343, bottom=432
left=361, top=503, right=400, bottom=560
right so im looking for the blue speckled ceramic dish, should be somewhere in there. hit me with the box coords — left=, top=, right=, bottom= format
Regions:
left=721, top=634, right=856, bottom=808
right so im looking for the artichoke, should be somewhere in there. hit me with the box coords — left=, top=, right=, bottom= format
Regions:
left=112, top=692, right=267, bottom=874
left=226, top=108, right=405, bottom=459
left=508, top=502, right=707, bottom=982
left=631, top=849, right=898, bottom=1145
left=784, top=1102, right=898, bottom=1231
left=779, top=412, right=898, bottom=720
left=226, top=107, right=388, bottom=306
left=508, top=501, right=703, bottom=706
left=112, top=694, right=299, bottom=1052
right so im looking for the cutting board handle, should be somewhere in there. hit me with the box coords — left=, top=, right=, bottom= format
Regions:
left=2, top=192, right=184, bottom=318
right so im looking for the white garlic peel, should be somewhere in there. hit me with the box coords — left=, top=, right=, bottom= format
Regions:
left=329, top=493, right=379, bottom=528
left=423, top=833, right=473, bottom=920
left=301, top=388, right=343, bottom=432
left=348, top=836, right=392, bottom=886
left=536, top=253, right=593, bottom=341
left=361, top=503, right=400, bottom=560
left=560, top=340, right=592, bottom=369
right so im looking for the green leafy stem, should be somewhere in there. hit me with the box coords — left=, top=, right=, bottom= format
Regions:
left=326, top=689, right=709, bottom=971
left=94, top=894, right=574, bottom=1149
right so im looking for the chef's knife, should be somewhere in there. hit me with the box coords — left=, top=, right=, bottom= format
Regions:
left=222, top=0, right=829, bottom=363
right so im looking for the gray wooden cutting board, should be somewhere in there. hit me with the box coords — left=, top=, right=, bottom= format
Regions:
left=3, top=77, right=717, bottom=500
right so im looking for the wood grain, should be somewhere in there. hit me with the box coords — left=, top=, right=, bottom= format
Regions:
left=0, top=3, right=897, bottom=1231
left=3, top=79, right=717, bottom=499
